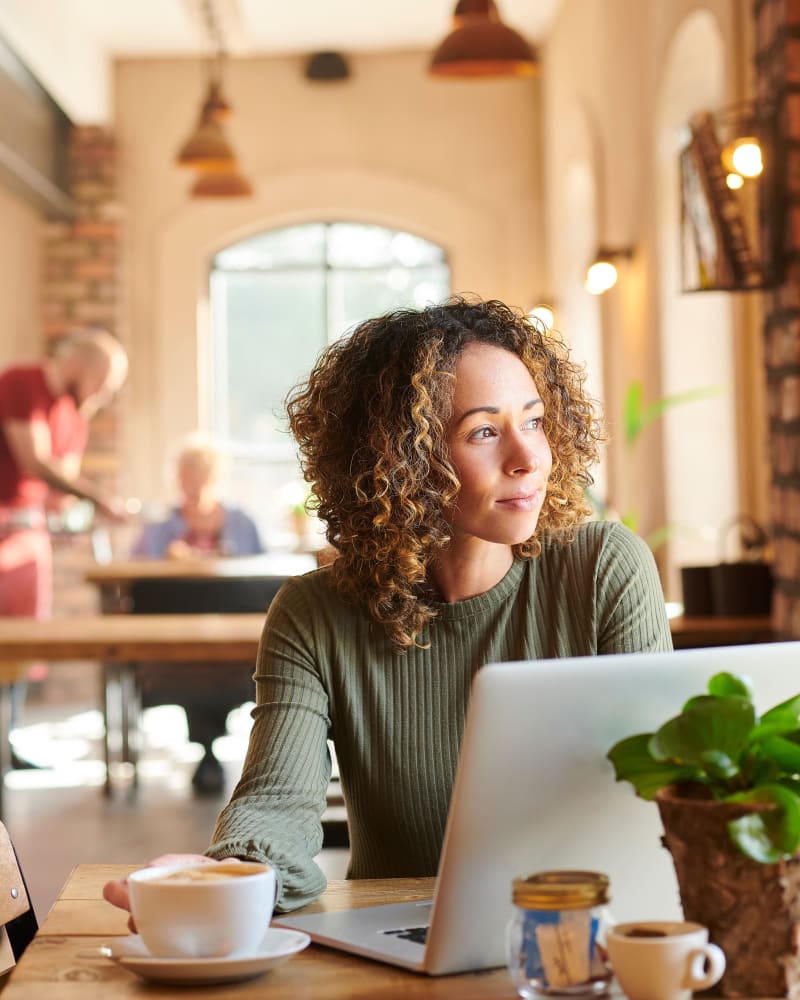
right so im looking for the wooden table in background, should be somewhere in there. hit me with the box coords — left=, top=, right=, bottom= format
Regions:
left=668, top=614, right=776, bottom=649
left=4, top=868, right=516, bottom=999
left=85, top=554, right=315, bottom=612
left=0, top=614, right=266, bottom=806
left=0, top=614, right=264, bottom=664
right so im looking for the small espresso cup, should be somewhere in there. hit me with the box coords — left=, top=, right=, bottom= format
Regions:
left=606, top=921, right=725, bottom=1000
left=128, top=860, right=276, bottom=958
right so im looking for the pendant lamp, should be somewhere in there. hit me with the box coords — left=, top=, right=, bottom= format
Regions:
left=191, top=167, right=253, bottom=198
left=203, top=74, right=232, bottom=121
left=430, top=0, right=538, bottom=78
left=174, top=0, right=252, bottom=196
left=175, top=95, right=237, bottom=171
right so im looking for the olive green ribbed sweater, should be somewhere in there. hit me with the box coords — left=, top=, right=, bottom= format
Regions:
left=207, top=521, right=671, bottom=911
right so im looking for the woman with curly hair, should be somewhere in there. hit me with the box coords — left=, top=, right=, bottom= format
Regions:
left=104, top=296, right=671, bottom=917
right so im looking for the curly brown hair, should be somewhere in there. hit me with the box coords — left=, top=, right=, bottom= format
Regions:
left=287, top=296, right=603, bottom=648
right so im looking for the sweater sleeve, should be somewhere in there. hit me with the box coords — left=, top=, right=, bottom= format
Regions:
left=206, top=578, right=331, bottom=911
left=594, top=522, right=673, bottom=654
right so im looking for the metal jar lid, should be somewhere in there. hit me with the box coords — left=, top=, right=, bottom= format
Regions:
left=512, top=870, right=610, bottom=910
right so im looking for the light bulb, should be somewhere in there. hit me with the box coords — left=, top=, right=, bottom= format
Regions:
left=725, top=172, right=744, bottom=190
left=721, top=136, right=763, bottom=178
left=585, top=261, right=618, bottom=295
left=731, top=140, right=762, bottom=178
left=529, top=304, right=555, bottom=331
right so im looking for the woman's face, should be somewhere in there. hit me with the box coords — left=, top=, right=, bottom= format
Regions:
left=177, top=456, right=216, bottom=502
left=445, top=342, right=552, bottom=551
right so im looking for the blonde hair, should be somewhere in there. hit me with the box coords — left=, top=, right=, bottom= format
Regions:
left=167, top=433, right=228, bottom=483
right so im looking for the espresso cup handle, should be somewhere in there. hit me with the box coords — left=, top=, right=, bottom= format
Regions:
left=686, top=943, right=726, bottom=990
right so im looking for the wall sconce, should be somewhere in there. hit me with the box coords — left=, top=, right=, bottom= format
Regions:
left=429, top=0, right=539, bottom=78
left=721, top=135, right=763, bottom=179
left=715, top=101, right=768, bottom=186
left=584, top=248, right=633, bottom=295
left=680, top=100, right=780, bottom=292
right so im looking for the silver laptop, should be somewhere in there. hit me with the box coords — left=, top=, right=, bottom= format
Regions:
left=275, top=642, right=800, bottom=975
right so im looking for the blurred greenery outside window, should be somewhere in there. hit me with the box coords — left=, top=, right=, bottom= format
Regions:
left=209, top=222, right=450, bottom=549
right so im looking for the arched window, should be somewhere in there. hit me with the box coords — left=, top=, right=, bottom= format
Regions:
left=209, top=222, right=450, bottom=547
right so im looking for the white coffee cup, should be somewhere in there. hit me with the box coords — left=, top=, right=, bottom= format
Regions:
left=127, top=860, right=276, bottom=958
left=606, top=921, right=725, bottom=1000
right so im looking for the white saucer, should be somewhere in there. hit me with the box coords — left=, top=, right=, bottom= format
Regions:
left=104, top=927, right=311, bottom=985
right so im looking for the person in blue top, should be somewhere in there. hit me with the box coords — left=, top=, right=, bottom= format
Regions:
left=131, top=435, right=264, bottom=794
left=132, top=438, right=262, bottom=560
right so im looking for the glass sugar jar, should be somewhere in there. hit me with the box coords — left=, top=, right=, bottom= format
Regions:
left=507, top=870, right=612, bottom=998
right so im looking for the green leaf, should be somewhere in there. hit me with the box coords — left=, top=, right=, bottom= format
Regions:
left=750, top=754, right=782, bottom=786
left=623, top=383, right=721, bottom=448
left=750, top=720, right=800, bottom=744
left=708, top=673, right=754, bottom=700
left=756, top=737, right=800, bottom=774
left=623, top=382, right=644, bottom=447
left=699, top=750, right=740, bottom=781
left=728, top=813, right=783, bottom=863
left=607, top=734, right=701, bottom=800
left=621, top=510, right=639, bottom=533
left=643, top=523, right=673, bottom=552
left=761, top=695, right=800, bottom=730
left=726, top=784, right=800, bottom=860
left=649, top=696, right=756, bottom=769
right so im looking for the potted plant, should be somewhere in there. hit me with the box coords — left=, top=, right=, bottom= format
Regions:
left=588, top=380, right=720, bottom=551
left=608, top=671, right=800, bottom=998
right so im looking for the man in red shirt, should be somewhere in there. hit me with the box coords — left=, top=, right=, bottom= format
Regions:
left=0, top=329, right=130, bottom=765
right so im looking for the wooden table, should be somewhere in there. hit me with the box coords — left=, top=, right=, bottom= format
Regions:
left=669, top=614, right=776, bottom=649
left=4, top=868, right=516, bottom=998
left=0, top=614, right=264, bottom=663
left=85, top=554, right=315, bottom=612
left=0, top=614, right=266, bottom=807
left=83, top=559, right=300, bottom=792
left=85, top=553, right=315, bottom=584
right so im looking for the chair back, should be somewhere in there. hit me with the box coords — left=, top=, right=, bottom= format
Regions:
left=0, top=821, right=37, bottom=981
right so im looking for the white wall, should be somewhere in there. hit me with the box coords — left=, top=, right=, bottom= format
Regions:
left=542, top=0, right=763, bottom=598
left=655, top=9, right=738, bottom=595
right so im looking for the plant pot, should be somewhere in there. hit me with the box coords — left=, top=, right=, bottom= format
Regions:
left=710, top=561, right=773, bottom=616
left=656, top=785, right=800, bottom=997
left=680, top=566, right=714, bottom=616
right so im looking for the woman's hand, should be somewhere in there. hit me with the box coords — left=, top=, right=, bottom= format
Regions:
left=102, top=854, right=234, bottom=931
left=165, top=539, right=194, bottom=560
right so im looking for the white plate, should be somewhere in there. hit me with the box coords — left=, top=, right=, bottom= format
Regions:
left=104, top=927, right=311, bottom=985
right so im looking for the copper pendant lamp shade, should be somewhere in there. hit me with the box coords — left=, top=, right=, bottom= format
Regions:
left=430, top=0, right=538, bottom=78
left=191, top=168, right=253, bottom=198
left=175, top=0, right=253, bottom=196
left=175, top=104, right=237, bottom=171
left=203, top=77, right=232, bottom=121
left=451, top=0, right=500, bottom=24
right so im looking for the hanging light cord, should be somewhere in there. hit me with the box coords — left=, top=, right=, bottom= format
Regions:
left=199, top=0, right=226, bottom=84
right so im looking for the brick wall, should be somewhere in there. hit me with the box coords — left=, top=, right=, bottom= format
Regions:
left=41, top=126, right=125, bottom=617
left=756, top=0, right=800, bottom=636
